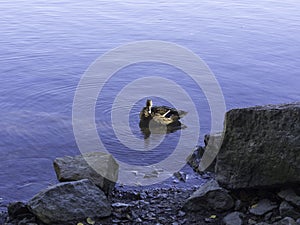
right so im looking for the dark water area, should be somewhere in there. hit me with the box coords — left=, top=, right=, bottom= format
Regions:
left=0, top=0, right=299, bottom=204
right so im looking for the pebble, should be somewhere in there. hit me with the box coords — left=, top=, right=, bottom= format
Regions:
left=178, top=210, right=186, bottom=217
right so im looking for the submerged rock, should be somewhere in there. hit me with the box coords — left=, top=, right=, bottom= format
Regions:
left=183, top=179, right=234, bottom=212
left=27, top=179, right=111, bottom=224
left=53, top=152, right=119, bottom=195
left=215, top=102, right=300, bottom=189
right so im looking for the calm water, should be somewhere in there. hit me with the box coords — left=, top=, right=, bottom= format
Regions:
left=0, top=0, right=299, bottom=204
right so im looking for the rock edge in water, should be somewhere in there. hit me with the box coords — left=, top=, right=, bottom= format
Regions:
left=215, top=102, right=300, bottom=189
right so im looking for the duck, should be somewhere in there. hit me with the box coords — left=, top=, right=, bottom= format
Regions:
left=139, top=99, right=187, bottom=128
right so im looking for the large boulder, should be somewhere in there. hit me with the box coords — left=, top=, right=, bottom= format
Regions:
left=183, top=179, right=234, bottom=212
left=215, top=102, right=300, bottom=189
left=53, top=152, right=119, bottom=195
left=28, top=179, right=111, bottom=224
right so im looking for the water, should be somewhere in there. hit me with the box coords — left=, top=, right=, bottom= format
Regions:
left=0, top=0, right=299, bottom=204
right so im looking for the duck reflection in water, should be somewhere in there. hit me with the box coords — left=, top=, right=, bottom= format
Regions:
left=139, top=99, right=187, bottom=139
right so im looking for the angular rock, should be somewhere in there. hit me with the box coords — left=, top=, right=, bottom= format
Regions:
left=28, top=179, right=111, bottom=224
left=215, top=102, right=300, bottom=189
left=186, top=146, right=205, bottom=171
left=183, top=179, right=234, bottom=212
left=279, top=201, right=300, bottom=220
left=198, top=132, right=223, bottom=172
left=173, top=171, right=187, bottom=182
left=278, top=189, right=300, bottom=207
left=223, top=211, right=244, bottom=225
left=249, top=199, right=277, bottom=216
left=54, top=152, right=119, bottom=194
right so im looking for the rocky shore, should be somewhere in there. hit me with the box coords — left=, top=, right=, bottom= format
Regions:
left=1, top=102, right=299, bottom=225
left=2, top=177, right=300, bottom=225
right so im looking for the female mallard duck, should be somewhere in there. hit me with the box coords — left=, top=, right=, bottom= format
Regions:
left=139, top=99, right=187, bottom=128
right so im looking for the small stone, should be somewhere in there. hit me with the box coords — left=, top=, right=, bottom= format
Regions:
left=204, top=217, right=214, bottom=223
left=158, top=216, right=166, bottom=221
left=201, top=173, right=212, bottom=179
left=279, top=201, right=300, bottom=220
left=249, top=199, right=277, bottom=216
left=296, top=218, right=300, bottom=225
left=139, top=200, right=150, bottom=205
left=234, top=199, right=243, bottom=211
left=173, top=171, right=187, bottom=182
left=273, top=217, right=296, bottom=225
left=178, top=210, right=186, bottom=217
left=112, top=219, right=121, bottom=223
left=183, top=180, right=234, bottom=212
left=136, top=217, right=142, bottom=222
left=179, top=218, right=187, bottom=224
left=112, top=202, right=133, bottom=208
left=223, top=211, right=244, bottom=225
left=248, top=219, right=257, bottom=225
left=264, top=211, right=273, bottom=221
left=271, top=216, right=284, bottom=223
left=278, top=189, right=300, bottom=207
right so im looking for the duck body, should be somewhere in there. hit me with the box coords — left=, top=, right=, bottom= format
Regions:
left=139, top=99, right=187, bottom=129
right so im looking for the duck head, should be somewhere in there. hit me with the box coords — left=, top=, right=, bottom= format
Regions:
left=146, top=99, right=152, bottom=114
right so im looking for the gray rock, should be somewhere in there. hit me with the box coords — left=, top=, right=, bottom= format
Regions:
left=265, top=211, right=274, bottom=221
left=173, top=171, right=187, bottom=182
left=7, top=202, right=30, bottom=219
left=234, top=199, right=243, bottom=211
left=248, top=218, right=257, bottom=225
left=198, top=132, right=223, bottom=172
left=249, top=199, right=278, bottom=216
left=183, top=179, right=234, bottom=212
left=279, top=201, right=300, bottom=220
left=54, top=152, right=119, bottom=194
left=186, top=146, right=205, bottom=171
left=28, top=179, right=111, bottom=224
left=296, top=218, right=300, bottom=225
left=278, top=189, right=300, bottom=207
left=273, top=217, right=296, bottom=225
left=223, top=211, right=244, bottom=225
left=215, top=102, right=300, bottom=189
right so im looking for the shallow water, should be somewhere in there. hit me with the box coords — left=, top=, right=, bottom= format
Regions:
left=0, top=0, right=299, bottom=204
